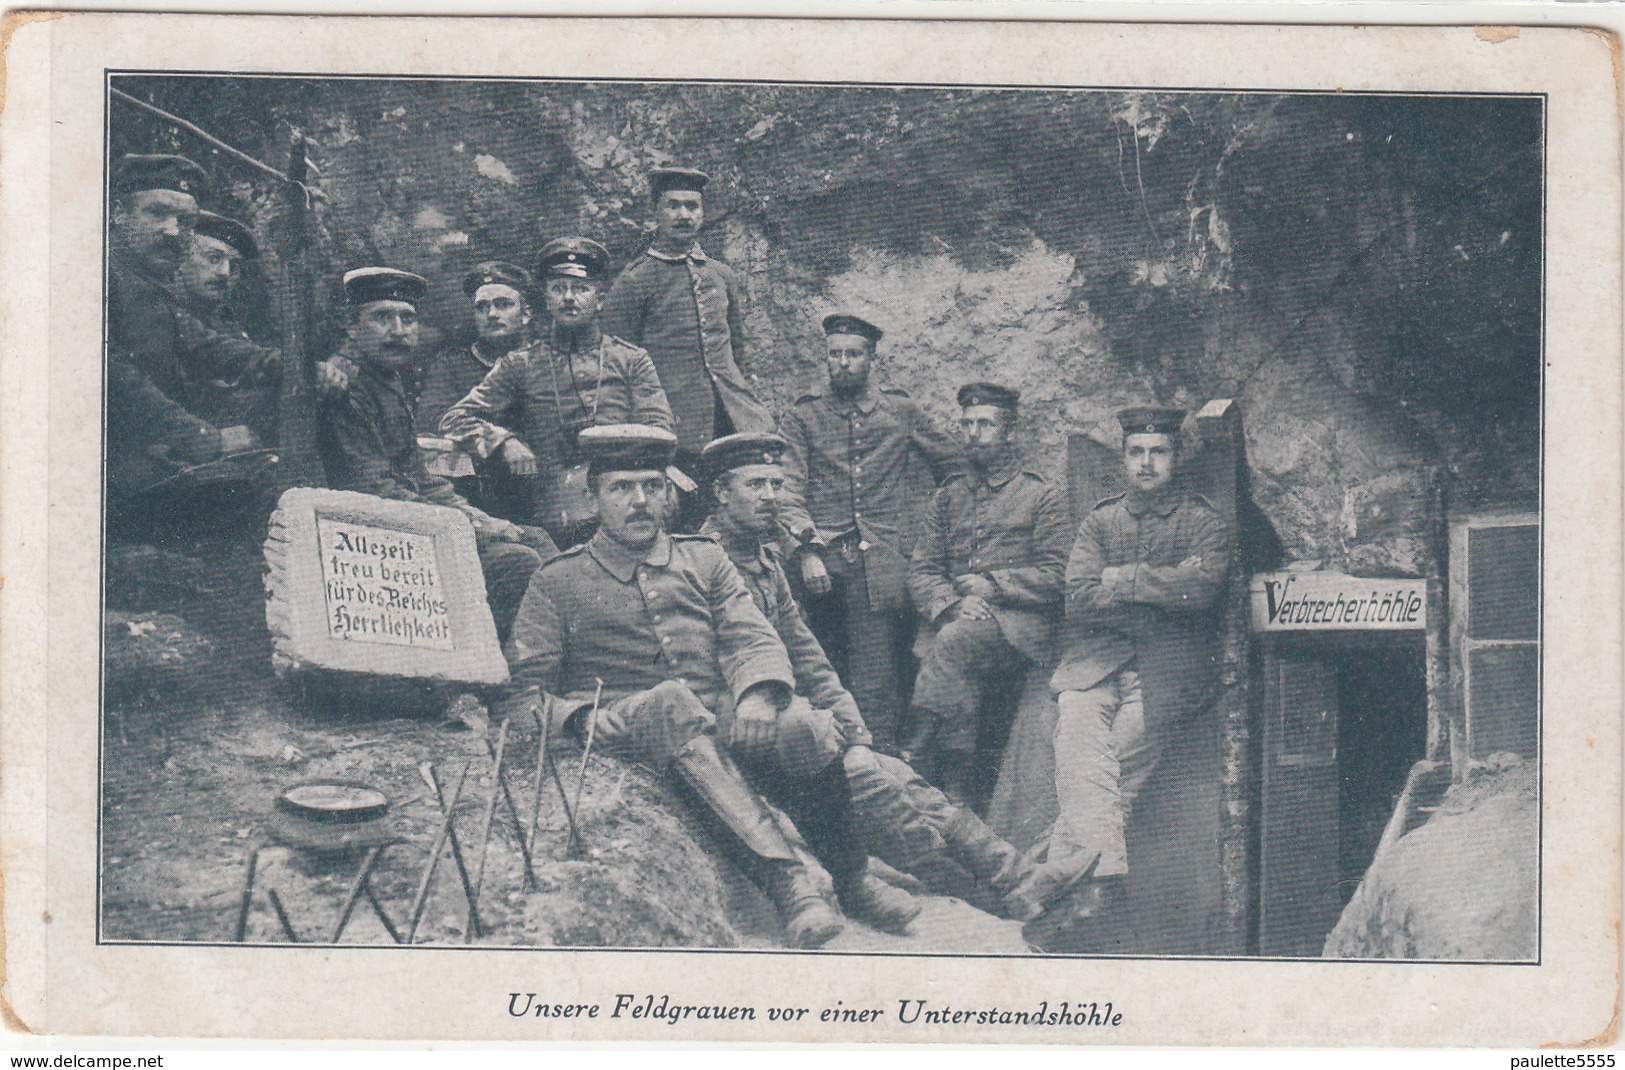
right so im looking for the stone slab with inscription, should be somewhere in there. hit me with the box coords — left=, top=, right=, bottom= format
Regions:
left=263, top=487, right=508, bottom=686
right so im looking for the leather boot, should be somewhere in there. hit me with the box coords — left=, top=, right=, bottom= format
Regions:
left=1022, top=875, right=1129, bottom=955
left=834, top=872, right=923, bottom=935
left=761, top=859, right=846, bottom=949
left=671, top=735, right=844, bottom=948
left=943, top=810, right=1036, bottom=919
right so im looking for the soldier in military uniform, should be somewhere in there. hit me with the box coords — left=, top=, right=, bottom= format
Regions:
left=779, top=313, right=965, bottom=746
left=600, top=166, right=774, bottom=516
left=410, top=261, right=538, bottom=521
left=316, top=267, right=554, bottom=640
left=699, top=432, right=1033, bottom=918
left=441, top=238, right=673, bottom=547
left=106, top=155, right=281, bottom=535
left=1016, top=406, right=1234, bottom=950
left=502, top=425, right=919, bottom=948
left=901, top=383, right=1073, bottom=803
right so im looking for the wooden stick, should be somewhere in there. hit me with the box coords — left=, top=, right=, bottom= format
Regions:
left=484, top=720, right=539, bottom=890
left=329, top=845, right=384, bottom=944
left=232, top=846, right=260, bottom=942
left=525, top=703, right=551, bottom=858
left=406, top=761, right=469, bottom=943
left=568, top=681, right=603, bottom=856
left=109, top=88, right=328, bottom=200
left=362, top=878, right=403, bottom=945
left=547, top=743, right=579, bottom=853
left=466, top=719, right=510, bottom=942
left=265, top=887, right=301, bottom=943
left=420, top=762, right=484, bottom=939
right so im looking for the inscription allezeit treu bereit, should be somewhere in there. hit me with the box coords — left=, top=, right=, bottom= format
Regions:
left=316, top=515, right=453, bottom=650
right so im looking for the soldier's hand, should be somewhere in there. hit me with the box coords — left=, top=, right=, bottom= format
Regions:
left=954, top=573, right=996, bottom=600
left=314, top=356, right=355, bottom=396
left=218, top=425, right=262, bottom=455
left=800, top=550, right=833, bottom=595
left=957, top=594, right=996, bottom=621
left=730, top=690, right=781, bottom=757
left=501, top=437, right=539, bottom=476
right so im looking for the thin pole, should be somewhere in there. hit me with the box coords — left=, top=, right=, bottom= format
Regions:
left=329, top=845, right=385, bottom=944
left=525, top=703, right=551, bottom=858
left=466, top=719, right=510, bottom=942
left=109, top=88, right=327, bottom=200
left=232, top=846, right=259, bottom=942
left=569, top=681, right=602, bottom=856
left=266, top=887, right=301, bottom=943
left=406, top=761, right=469, bottom=943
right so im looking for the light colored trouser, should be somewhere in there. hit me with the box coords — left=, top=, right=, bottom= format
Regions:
left=1051, top=669, right=1162, bottom=878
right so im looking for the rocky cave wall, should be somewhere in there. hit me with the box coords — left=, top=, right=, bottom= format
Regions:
left=112, top=78, right=1543, bottom=576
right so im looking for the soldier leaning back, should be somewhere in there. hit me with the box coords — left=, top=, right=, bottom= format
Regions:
left=699, top=431, right=1033, bottom=919
left=500, top=424, right=920, bottom=948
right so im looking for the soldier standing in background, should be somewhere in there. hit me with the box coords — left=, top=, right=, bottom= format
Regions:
left=601, top=166, right=774, bottom=521
left=441, top=238, right=673, bottom=547
left=901, top=382, right=1072, bottom=804
left=779, top=313, right=965, bottom=747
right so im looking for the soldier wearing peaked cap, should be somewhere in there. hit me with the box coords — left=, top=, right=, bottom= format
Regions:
left=411, top=260, right=538, bottom=521
left=778, top=312, right=966, bottom=747
left=1012, top=404, right=1234, bottom=951
left=902, top=382, right=1072, bottom=805
left=106, top=153, right=286, bottom=536
left=441, top=237, right=673, bottom=547
left=501, top=423, right=919, bottom=947
left=317, top=266, right=556, bottom=640
left=602, top=166, right=774, bottom=509
left=698, top=431, right=1035, bottom=920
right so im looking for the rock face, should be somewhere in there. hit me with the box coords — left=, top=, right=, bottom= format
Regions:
left=1322, top=760, right=1538, bottom=960
left=113, top=80, right=1540, bottom=575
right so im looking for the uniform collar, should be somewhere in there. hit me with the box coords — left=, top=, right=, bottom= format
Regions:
left=828, top=383, right=879, bottom=414
left=973, top=451, right=1025, bottom=489
left=1123, top=487, right=1184, bottom=517
left=547, top=322, right=603, bottom=351
left=113, top=251, right=181, bottom=295
left=587, top=528, right=673, bottom=583
left=699, top=515, right=775, bottom=575
left=646, top=242, right=708, bottom=264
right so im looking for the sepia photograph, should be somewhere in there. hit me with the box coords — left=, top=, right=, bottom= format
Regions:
left=1, top=12, right=1617, bottom=1046
left=99, top=69, right=1541, bottom=961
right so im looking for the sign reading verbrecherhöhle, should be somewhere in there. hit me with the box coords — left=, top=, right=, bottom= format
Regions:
left=1250, top=571, right=1427, bottom=632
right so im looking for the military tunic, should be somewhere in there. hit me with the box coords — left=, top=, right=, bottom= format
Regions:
left=601, top=245, right=773, bottom=453
left=907, top=456, right=1072, bottom=755
left=439, top=325, right=673, bottom=540
left=415, top=342, right=508, bottom=435
left=778, top=383, right=963, bottom=744
left=504, top=530, right=797, bottom=759
left=316, top=349, right=550, bottom=637
left=698, top=517, right=870, bottom=747
left=1049, top=488, right=1233, bottom=729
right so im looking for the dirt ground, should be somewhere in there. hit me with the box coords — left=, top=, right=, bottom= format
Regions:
left=101, top=535, right=1027, bottom=955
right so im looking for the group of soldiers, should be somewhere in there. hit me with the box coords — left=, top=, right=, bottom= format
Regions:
left=107, top=152, right=1234, bottom=953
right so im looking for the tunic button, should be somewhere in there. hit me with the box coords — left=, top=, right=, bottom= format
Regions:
left=661, top=636, right=672, bottom=646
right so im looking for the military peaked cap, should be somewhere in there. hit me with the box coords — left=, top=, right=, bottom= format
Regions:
left=537, top=237, right=611, bottom=280
left=113, top=154, right=207, bottom=197
left=462, top=261, right=533, bottom=298
left=579, top=423, right=679, bottom=476
left=192, top=211, right=258, bottom=259
left=822, top=313, right=884, bottom=344
left=342, top=267, right=429, bottom=308
left=649, top=166, right=711, bottom=200
left=700, top=432, right=790, bottom=481
left=1116, top=406, right=1187, bottom=437
left=957, top=382, right=1020, bottom=411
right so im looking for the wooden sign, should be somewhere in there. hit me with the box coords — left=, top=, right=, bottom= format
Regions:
left=264, top=488, right=509, bottom=685
left=1250, top=571, right=1426, bottom=632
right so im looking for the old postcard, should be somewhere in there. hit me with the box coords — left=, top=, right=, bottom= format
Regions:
left=0, top=11, right=1618, bottom=1046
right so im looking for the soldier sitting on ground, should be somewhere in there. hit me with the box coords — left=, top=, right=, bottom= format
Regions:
left=315, top=266, right=555, bottom=642
left=698, top=431, right=1035, bottom=919
left=500, top=424, right=921, bottom=948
